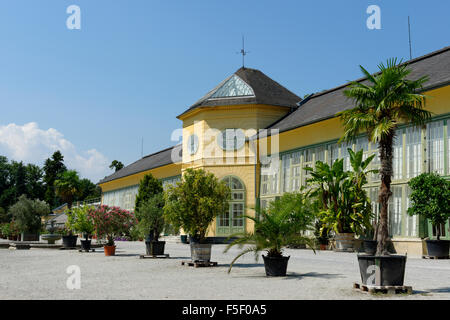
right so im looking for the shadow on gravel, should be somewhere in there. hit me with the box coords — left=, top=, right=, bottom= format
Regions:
left=113, top=253, right=141, bottom=257
left=286, top=272, right=344, bottom=280
left=423, top=287, right=450, bottom=293
left=218, top=263, right=262, bottom=269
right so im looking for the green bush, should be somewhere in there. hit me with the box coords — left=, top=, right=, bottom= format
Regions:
left=67, top=206, right=95, bottom=237
left=136, top=194, right=166, bottom=241
left=306, top=149, right=374, bottom=236
left=8, top=195, right=49, bottom=233
left=163, top=168, right=230, bottom=242
left=408, top=173, right=450, bottom=240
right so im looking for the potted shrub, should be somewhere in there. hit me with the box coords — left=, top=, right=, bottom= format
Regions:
left=408, top=173, right=450, bottom=258
left=136, top=194, right=167, bottom=256
left=61, top=226, right=78, bottom=248
left=306, top=149, right=374, bottom=251
left=314, top=221, right=330, bottom=250
left=67, top=206, right=95, bottom=251
left=89, top=205, right=137, bottom=256
left=164, top=168, right=230, bottom=262
left=225, top=192, right=316, bottom=276
left=134, top=173, right=166, bottom=255
left=339, top=59, right=431, bottom=286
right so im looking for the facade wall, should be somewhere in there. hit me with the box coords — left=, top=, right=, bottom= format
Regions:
left=98, top=80, right=450, bottom=252
left=258, top=86, right=450, bottom=255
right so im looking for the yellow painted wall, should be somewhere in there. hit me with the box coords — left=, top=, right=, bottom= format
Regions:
left=99, top=163, right=181, bottom=193
left=258, top=85, right=450, bottom=158
left=98, top=83, right=450, bottom=238
left=179, top=104, right=290, bottom=237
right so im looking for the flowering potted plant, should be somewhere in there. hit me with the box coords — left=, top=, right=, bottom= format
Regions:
left=89, top=205, right=137, bottom=256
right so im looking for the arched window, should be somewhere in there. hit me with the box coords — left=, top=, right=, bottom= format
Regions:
left=217, top=176, right=246, bottom=236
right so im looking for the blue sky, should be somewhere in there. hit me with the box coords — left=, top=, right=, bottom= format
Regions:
left=0, top=0, right=449, bottom=182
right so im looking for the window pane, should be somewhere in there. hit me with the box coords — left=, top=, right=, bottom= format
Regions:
left=282, top=154, right=291, bottom=192
left=328, top=143, right=339, bottom=165
left=427, top=121, right=444, bottom=175
left=389, top=186, right=402, bottom=237
left=405, top=186, right=417, bottom=237
left=340, top=141, right=352, bottom=171
left=316, top=146, right=326, bottom=162
left=393, top=131, right=403, bottom=180
left=210, top=74, right=254, bottom=98
left=406, top=126, right=422, bottom=178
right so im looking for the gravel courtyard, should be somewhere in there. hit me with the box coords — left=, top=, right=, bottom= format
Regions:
left=1, top=240, right=449, bottom=300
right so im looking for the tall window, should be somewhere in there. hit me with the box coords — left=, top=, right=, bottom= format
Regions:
left=261, top=159, right=279, bottom=196
left=427, top=121, right=444, bottom=175
left=405, top=186, right=417, bottom=237
left=388, top=186, right=403, bottom=237
left=355, top=137, right=369, bottom=161
left=406, top=126, right=422, bottom=178
left=328, top=143, right=339, bottom=165
left=218, top=176, right=245, bottom=235
left=282, top=154, right=292, bottom=192
left=341, top=141, right=352, bottom=171
left=393, top=130, right=404, bottom=180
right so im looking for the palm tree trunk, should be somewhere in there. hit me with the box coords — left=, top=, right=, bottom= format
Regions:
left=376, top=133, right=394, bottom=256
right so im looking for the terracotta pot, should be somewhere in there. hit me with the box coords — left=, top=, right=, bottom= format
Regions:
left=320, top=244, right=328, bottom=250
left=104, top=245, right=116, bottom=256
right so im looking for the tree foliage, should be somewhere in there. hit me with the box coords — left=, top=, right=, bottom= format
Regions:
left=136, top=194, right=166, bottom=241
left=163, top=168, right=230, bottom=242
left=135, top=173, right=163, bottom=215
left=338, top=59, right=430, bottom=255
left=67, top=205, right=95, bottom=236
left=54, top=170, right=81, bottom=209
left=8, top=195, right=50, bottom=233
left=407, top=173, right=450, bottom=240
left=43, top=151, right=67, bottom=208
left=109, top=160, right=124, bottom=172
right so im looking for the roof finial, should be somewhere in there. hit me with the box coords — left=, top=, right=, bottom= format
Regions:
left=238, top=35, right=249, bottom=68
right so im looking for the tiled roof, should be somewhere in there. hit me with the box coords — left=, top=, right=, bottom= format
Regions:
left=178, top=67, right=301, bottom=118
left=98, top=145, right=181, bottom=184
left=266, top=46, right=450, bottom=134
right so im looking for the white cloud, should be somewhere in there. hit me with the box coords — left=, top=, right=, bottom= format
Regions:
left=0, top=122, right=110, bottom=182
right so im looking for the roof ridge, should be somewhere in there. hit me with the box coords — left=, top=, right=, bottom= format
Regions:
left=142, top=144, right=178, bottom=159
left=308, top=46, right=450, bottom=100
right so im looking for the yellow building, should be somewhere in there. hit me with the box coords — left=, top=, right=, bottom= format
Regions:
left=98, top=46, right=450, bottom=254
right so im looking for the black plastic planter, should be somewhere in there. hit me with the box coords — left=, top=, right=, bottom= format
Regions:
left=62, top=235, right=77, bottom=248
left=357, top=255, right=406, bottom=286
left=180, top=235, right=188, bottom=244
left=262, top=255, right=290, bottom=277
left=80, top=239, right=91, bottom=251
left=363, top=240, right=377, bottom=255
left=145, top=241, right=166, bottom=256
left=426, top=240, right=450, bottom=257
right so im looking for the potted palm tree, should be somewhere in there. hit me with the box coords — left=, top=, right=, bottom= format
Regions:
left=305, top=149, right=374, bottom=251
left=89, top=205, right=137, bottom=256
left=225, top=192, right=316, bottom=276
left=164, top=168, right=230, bottom=263
left=338, top=58, right=431, bottom=286
left=136, top=194, right=167, bottom=256
left=408, top=173, right=450, bottom=258
left=67, top=206, right=95, bottom=251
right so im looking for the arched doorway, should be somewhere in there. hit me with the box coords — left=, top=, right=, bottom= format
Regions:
left=217, top=176, right=246, bottom=236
